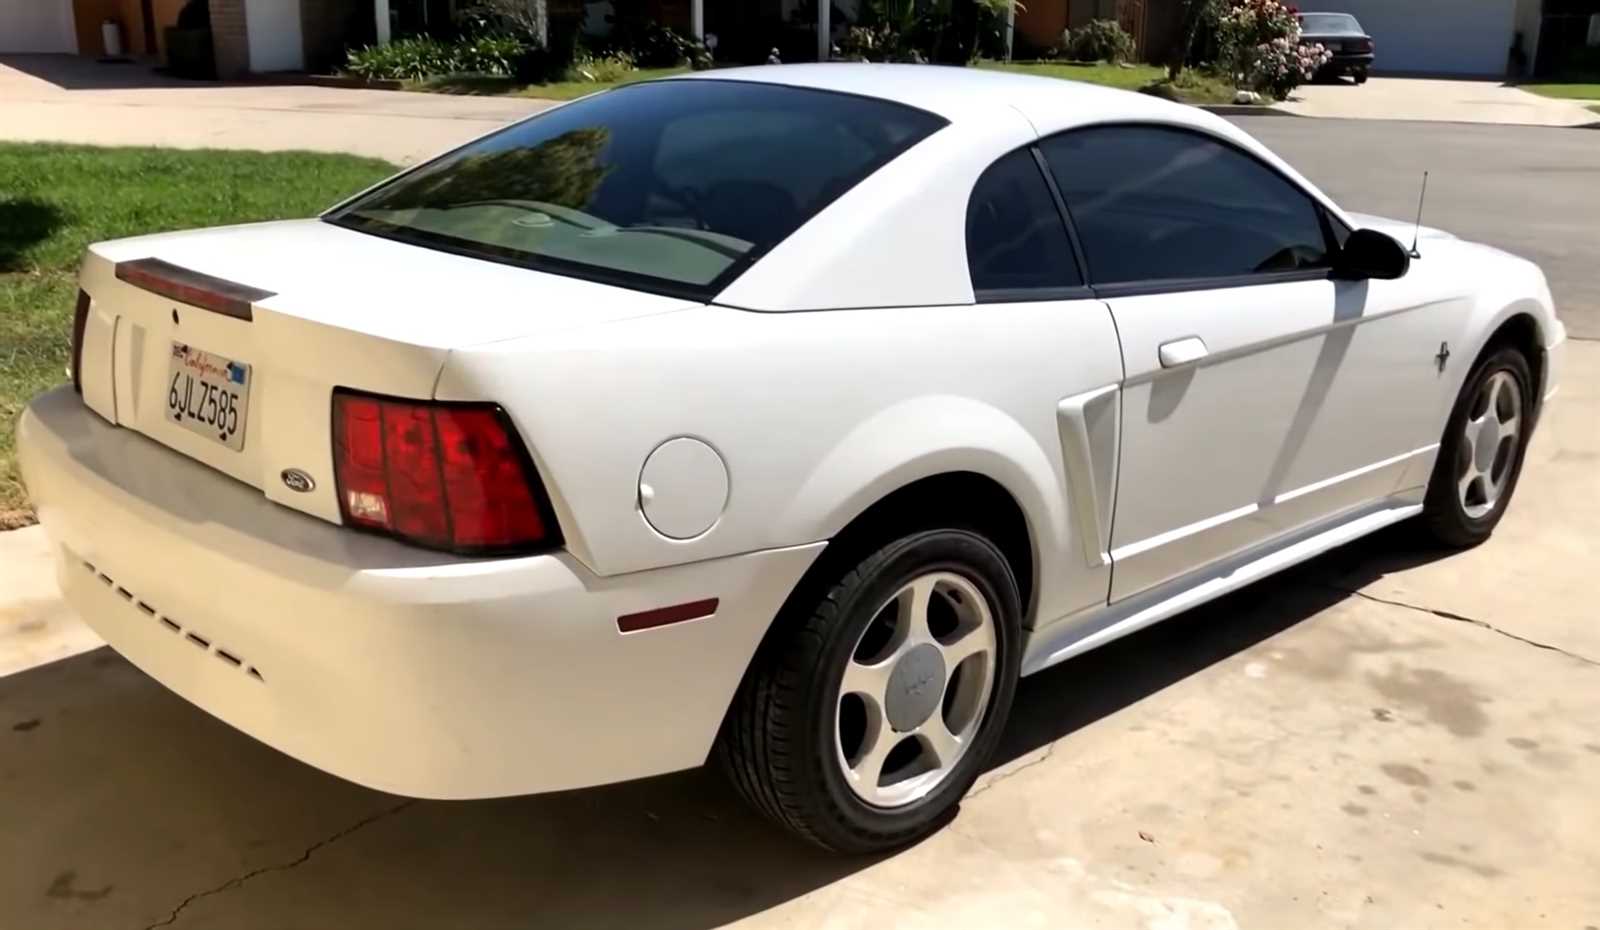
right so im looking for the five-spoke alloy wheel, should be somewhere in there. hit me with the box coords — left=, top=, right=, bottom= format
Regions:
left=1424, top=345, right=1535, bottom=547
left=719, top=528, right=1021, bottom=853
left=836, top=572, right=998, bottom=808
left=1456, top=370, right=1523, bottom=519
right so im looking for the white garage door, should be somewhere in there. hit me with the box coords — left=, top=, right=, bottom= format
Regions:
left=0, top=0, right=77, bottom=53
left=1310, top=0, right=1517, bottom=75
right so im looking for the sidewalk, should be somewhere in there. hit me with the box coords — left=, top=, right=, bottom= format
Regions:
left=0, top=526, right=101, bottom=678
left=0, top=55, right=551, bottom=164
left=1277, top=77, right=1599, bottom=127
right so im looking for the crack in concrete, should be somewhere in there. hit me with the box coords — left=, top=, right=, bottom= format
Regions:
left=1324, top=583, right=1600, bottom=668
left=968, top=741, right=1056, bottom=799
left=138, top=799, right=415, bottom=930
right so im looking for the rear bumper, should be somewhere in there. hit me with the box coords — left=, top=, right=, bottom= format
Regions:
left=18, top=387, right=822, bottom=798
left=1325, top=53, right=1374, bottom=69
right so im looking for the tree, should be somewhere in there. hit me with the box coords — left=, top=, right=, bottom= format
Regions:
left=1166, top=0, right=1213, bottom=79
left=362, top=128, right=613, bottom=213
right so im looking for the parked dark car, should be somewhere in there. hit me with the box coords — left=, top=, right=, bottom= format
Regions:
left=1297, top=12, right=1375, bottom=84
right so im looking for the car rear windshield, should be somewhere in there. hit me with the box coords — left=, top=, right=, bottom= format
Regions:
left=1298, top=13, right=1362, bottom=33
left=325, top=80, right=946, bottom=300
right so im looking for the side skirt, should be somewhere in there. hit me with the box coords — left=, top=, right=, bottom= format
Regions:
left=1020, top=492, right=1424, bottom=676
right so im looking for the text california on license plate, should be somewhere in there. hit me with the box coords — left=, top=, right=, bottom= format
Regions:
left=166, top=342, right=251, bottom=451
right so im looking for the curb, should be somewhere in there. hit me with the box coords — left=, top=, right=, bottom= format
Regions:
left=1200, top=104, right=1298, bottom=117
left=251, top=73, right=406, bottom=91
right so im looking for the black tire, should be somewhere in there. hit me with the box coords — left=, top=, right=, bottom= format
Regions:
left=1354, top=69, right=1369, bottom=84
left=717, top=528, right=1022, bottom=853
left=1421, top=345, right=1535, bottom=547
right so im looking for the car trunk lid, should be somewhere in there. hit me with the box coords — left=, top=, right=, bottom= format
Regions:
left=74, top=219, right=694, bottom=526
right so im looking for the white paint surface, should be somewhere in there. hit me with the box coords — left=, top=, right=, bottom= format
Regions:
left=0, top=0, right=76, bottom=53
left=245, top=0, right=304, bottom=70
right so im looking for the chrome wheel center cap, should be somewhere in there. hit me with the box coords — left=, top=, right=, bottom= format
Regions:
left=884, top=643, right=946, bottom=732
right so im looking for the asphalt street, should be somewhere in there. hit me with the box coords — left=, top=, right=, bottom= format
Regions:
left=1236, top=115, right=1600, bottom=340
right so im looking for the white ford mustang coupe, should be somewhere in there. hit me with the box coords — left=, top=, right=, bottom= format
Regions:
left=20, top=65, right=1565, bottom=852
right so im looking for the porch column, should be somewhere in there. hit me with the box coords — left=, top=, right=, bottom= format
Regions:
left=817, top=0, right=830, bottom=60
left=1004, top=0, right=1015, bottom=60
left=374, top=0, right=391, bottom=45
left=690, top=0, right=703, bottom=40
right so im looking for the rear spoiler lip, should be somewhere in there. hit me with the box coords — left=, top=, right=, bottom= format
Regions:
left=114, top=257, right=275, bottom=322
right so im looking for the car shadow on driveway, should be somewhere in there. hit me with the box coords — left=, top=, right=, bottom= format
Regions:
left=0, top=525, right=1451, bottom=930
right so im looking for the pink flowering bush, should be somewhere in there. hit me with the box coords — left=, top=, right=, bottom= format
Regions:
left=1215, top=0, right=1331, bottom=99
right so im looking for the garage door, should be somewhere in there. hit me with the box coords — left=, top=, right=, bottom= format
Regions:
left=1310, top=0, right=1516, bottom=75
left=0, top=0, right=77, bottom=53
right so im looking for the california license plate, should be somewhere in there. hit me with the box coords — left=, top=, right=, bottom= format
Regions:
left=165, top=342, right=251, bottom=451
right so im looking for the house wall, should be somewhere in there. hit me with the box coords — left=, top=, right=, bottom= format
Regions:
left=1016, top=0, right=1068, bottom=53
left=72, top=0, right=206, bottom=61
left=244, top=0, right=302, bottom=69
left=1015, top=0, right=1118, bottom=56
left=151, top=0, right=185, bottom=57
left=2, top=0, right=77, bottom=52
left=72, top=0, right=122, bottom=55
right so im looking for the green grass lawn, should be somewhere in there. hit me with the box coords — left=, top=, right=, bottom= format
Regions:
left=0, top=143, right=394, bottom=526
left=411, top=66, right=688, bottom=100
left=979, top=61, right=1239, bottom=104
left=977, top=60, right=1165, bottom=91
left=1516, top=82, right=1600, bottom=100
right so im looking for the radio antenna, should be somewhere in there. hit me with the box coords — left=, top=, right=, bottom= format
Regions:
left=1409, top=171, right=1429, bottom=259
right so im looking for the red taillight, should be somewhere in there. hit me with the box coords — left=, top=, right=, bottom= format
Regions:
left=69, top=290, right=90, bottom=394
left=331, top=390, right=559, bottom=554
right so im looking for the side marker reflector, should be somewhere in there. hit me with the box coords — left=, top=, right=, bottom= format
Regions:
left=617, top=598, right=719, bottom=634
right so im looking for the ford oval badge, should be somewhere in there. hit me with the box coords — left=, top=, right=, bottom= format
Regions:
left=281, top=468, right=316, bottom=493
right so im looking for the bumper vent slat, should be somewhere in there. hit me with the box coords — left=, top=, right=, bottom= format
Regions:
left=80, top=559, right=264, bottom=683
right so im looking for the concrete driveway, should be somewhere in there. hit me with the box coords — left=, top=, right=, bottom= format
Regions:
left=3, top=115, right=1599, bottom=930
left=4, top=359, right=1596, bottom=930
left=1277, top=77, right=1599, bottom=127
left=0, top=54, right=550, bottom=164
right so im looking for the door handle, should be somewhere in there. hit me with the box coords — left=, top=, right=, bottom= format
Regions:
left=1158, top=336, right=1209, bottom=368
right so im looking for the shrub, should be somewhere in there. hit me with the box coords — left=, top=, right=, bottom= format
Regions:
left=346, top=38, right=462, bottom=80
left=1061, top=18, right=1135, bottom=64
left=1215, top=0, right=1328, bottom=99
left=456, top=35, right=529, bottom=74
left=604, top=16, right=711, bottom=69
left=175, top=0, right=209, bottom=30
left=344, top=35, right=527, bottom=80
left=569, top=50, right=636, bottom=83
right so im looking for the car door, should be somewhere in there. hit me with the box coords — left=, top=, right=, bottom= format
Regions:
left=1039, top=124, right=1450, bottom=602
left=964, top=147, right=1123, bottom=620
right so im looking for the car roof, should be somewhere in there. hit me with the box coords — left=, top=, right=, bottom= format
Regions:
left=659, top=63, right=1352, bottom=312
left=668, top=62, right=1204, bottom=133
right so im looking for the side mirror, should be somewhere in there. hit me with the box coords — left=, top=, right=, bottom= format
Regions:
left=1334, top=228, right=1411, bottom=280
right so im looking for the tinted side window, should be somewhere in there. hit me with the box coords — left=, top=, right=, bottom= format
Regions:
left=1039, top=126, right=1332, bottom=285
left=966, top=149, right=1082, bottom=294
